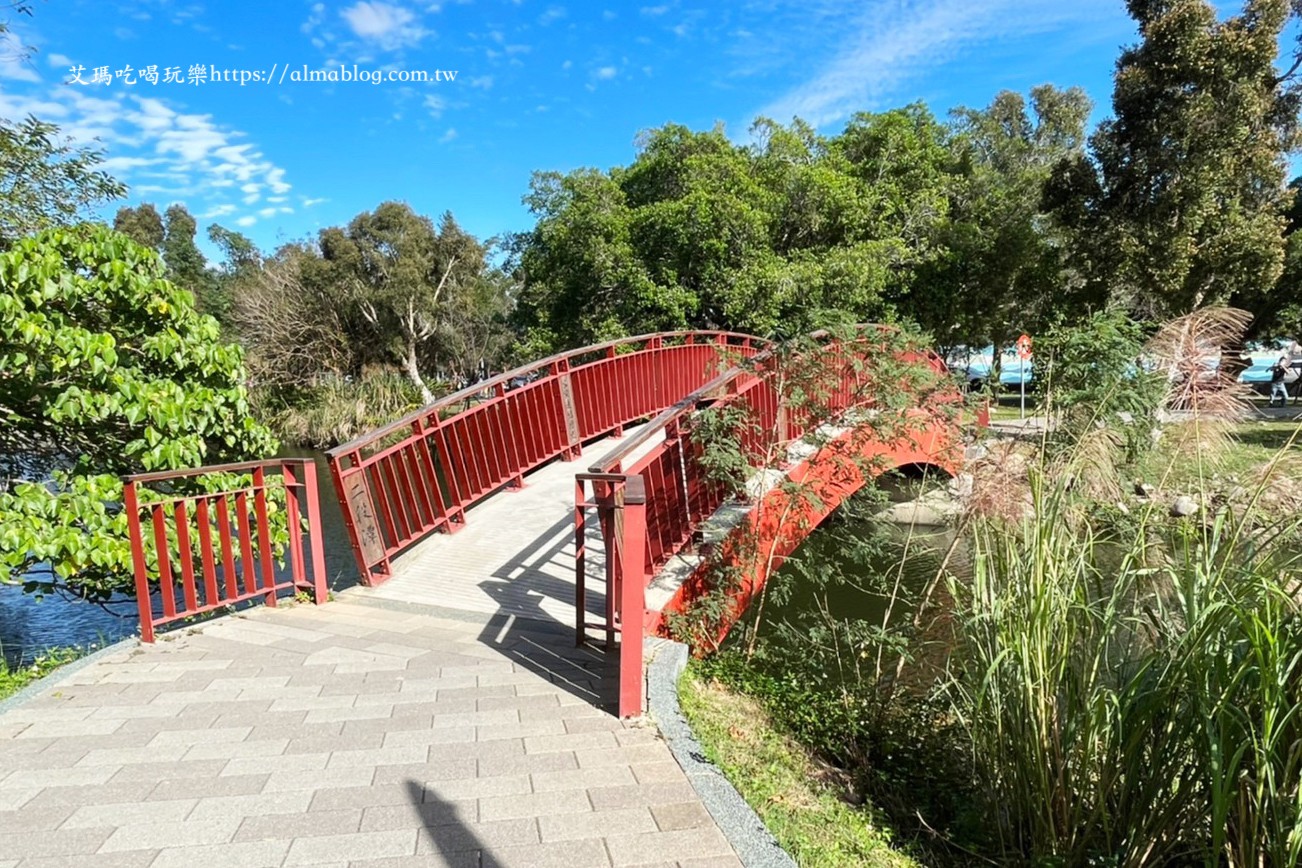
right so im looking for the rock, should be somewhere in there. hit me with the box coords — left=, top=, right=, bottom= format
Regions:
left=964, top=443, right=990, bottom=463
left=877, top=489, right=962, bottom=526
left=946, top=472, right=974, bottom=499
left=1116, top=411, right=1134, bottom=425
left=1134, top=482, right=1155, bottom=498
left=1171, top=495, right=1200, bottom=517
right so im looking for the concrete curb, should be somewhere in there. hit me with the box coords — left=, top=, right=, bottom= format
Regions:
left=645, top=638, right=798, bottom=868
left=0, top=635, right=139, bottom=715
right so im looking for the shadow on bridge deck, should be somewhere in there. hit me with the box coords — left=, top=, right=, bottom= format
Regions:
left=338, top=425, right=663, bottom=714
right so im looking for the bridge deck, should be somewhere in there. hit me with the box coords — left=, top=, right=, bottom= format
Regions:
left=356, top=426, right=663, bottom=634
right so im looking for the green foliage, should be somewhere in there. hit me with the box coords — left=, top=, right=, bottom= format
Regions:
left=1050, top=0, right=1300, bottom=321
left=511, top=112, right=962, bottom=350
left=915, top=86, right=1092, bottom=356
left=112, top=203, right=165, bottom=249
left=680, top=664, right=922, bottom=868
left=0, top=646, right=85, bottom=701
left=0, top=225, right=277, bottom=597
left=1038, top=308, right=1165, bottom=461
left=161, top=204, right=223, bottom=322
left=261, top=369, right=425, bottom=450
left=949, top=469, right=1302, bottom=865
left=0, top=116, right=125, bottom=245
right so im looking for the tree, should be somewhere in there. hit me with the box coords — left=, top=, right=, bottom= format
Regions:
left=0, top=116, right=125, bottom=245
left=1050, top=0, right=1301, bottom=320
left=228, top=242, right=354, bottom=390
left=914, top=86, right=1092, bottom=358
left=318, top=203, right=489, bottom=402
left=160, top=203, right=222, bottom=321
left=0, top=225, right=277, bottom=598
left=511, top=113, right=956, bottom=351
left=113, top=203, right=165, bottom=249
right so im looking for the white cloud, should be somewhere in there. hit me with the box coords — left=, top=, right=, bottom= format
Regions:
left=438, top=128, right=457, bottom=143
left=340, top=2, right=429, bottom=49
left=641, top=5, right=669, bottom=15
left=424, top=94, right=446, bottom=117
left=303, top=197, right=328, bottom=207
left=235, top=215, right=258, bottom=227
left=0, top=87, right=304, bottom=225
left=47, top=53, right=72, bottom=69
left=756, top=0, right=1111, bottom=129
left=539, top=5, right=566, bottom=25
left=202, top=204, right=237, bottom=218
left=595, top=66, right=617, bottom=80
left=0, top=33, right=39, bottom=82
left=469, top=75, right=493, bottom=89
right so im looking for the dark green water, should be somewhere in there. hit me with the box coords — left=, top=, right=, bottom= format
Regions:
left=727, top=473, right=963, bottom=652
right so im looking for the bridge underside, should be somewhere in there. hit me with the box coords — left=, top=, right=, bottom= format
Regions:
left=352, top=427, right=664, bottom=637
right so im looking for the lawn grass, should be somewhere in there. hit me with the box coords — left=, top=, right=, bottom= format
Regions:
left=678, top=664, right=920, bottom=868
left=0, top=647, right=84, bottom=701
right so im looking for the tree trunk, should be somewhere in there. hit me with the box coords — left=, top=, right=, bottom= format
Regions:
left=402, top=341, right=435, bottom=405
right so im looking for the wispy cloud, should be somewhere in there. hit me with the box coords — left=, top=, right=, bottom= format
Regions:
left=0, top=87, right=300, bottom=225
left=339, top=1, right=430, bottom=50
left=755, top=0, right=1112, bottom=129
left=0, top=32, right=39, bottom=82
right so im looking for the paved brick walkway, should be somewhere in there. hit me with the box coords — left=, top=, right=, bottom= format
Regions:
left=0, top=598, right=739, bottom=867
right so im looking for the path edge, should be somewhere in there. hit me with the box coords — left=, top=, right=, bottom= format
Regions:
left=644, top=638, right=798, bottom=868
left=0, top=636, right=139, bottom=715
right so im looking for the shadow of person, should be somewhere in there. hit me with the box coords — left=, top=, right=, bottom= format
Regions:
left=404, top=779, right=484, bottom=867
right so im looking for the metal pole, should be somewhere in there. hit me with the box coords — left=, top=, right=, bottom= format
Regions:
left=1020, top=364, right=1026, bottom=420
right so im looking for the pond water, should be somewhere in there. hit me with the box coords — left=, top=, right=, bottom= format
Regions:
left=0, top=449, right=360, bottom=667
left=725, top=471, right=965, bottom=656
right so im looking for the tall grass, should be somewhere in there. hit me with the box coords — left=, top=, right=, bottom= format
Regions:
left=257, top=369, right=426, bottom=448
left=949, top=462, right=1302, bottom=865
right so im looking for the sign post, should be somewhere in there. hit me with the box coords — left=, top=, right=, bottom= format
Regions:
left=1016, top=334, right=1033, bottom=420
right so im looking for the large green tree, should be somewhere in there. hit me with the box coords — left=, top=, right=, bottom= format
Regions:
left=0, top=225, right=277, bottom=597
left=112, top=203, right=165, bottom=249
left=1050, top=0, right=1301, bottom=320
left=511, top=111, right=956, bottom=351
left=316, top=203, right=490, bottom=401
left=916, top=86, right=1092, bottom=356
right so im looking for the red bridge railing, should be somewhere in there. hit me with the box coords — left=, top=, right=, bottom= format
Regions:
left=124, top=458, right=329, bottom=642
left=575, top=328, right=954, bottom=715
left=325, top=331, right=766, bottom=585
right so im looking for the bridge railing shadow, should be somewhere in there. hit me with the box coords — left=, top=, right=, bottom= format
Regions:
left=474, top=521, right=621, bottom=714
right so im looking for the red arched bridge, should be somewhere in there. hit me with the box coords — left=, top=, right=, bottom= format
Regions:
left=124, top=328, right=972, bottom=716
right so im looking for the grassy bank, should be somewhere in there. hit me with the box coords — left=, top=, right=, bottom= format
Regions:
left=0, top=647, right=84, bottom=701
left=679, top=664, right=920, bottom=868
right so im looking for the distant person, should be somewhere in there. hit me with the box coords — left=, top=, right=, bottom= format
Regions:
left=1270, top=355, right=1291, bottom=406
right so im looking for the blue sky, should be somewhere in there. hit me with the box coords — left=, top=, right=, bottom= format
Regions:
left=0, top=1, right=1176, bottom=259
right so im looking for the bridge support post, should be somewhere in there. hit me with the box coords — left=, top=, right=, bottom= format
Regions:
left=617, top=476, right=648, bottom=718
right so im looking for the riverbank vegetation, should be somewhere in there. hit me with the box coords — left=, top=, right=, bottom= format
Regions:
left=0, top=646, right=85, bottom=701
left=678, top=303, right=1302, bottom=864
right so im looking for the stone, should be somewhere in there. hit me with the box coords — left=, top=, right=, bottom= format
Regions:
left=946, top=472, right=974, bottom=499
left=1171, top=495, right=1200, bottom=517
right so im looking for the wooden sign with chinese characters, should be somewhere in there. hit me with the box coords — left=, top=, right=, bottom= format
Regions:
left=557, top=373, right=581, bottom=449
left=342, top=472, right=386, bottom=568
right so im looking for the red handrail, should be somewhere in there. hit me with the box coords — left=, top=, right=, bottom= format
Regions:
left=124, top=458, right=329, bottom=642
left=325, top=331, right=769, bottom=585
left=574, top=325, right=954, bottom=715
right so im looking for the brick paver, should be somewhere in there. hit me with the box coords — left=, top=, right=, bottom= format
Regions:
left=0, top=597, right=738, bottom=867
